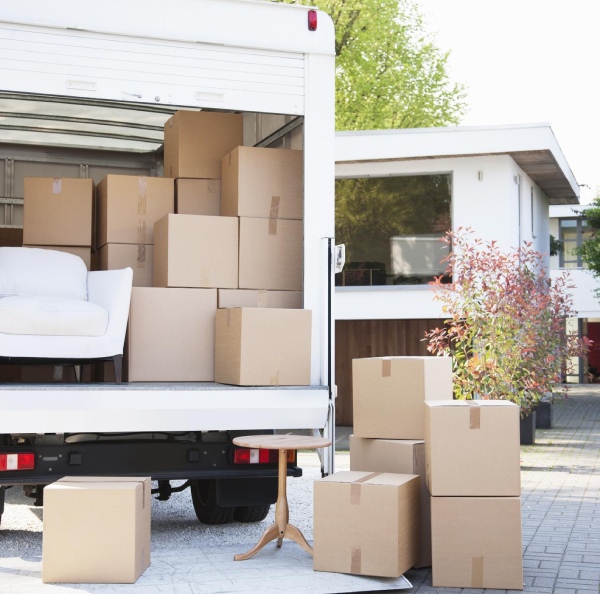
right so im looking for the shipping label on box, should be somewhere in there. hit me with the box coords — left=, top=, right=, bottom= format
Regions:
left=99, top=243, right=154, bottom=287
left=217, top=289, right=302, bottom=309
left=313, top=471, right=420, bottom=578
left=424, top=400, right=521, bottom=496
left=175, top=178, right=221, bottom=215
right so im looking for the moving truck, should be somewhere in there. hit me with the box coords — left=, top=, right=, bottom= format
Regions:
left=0, top=0, right=337, bottom=526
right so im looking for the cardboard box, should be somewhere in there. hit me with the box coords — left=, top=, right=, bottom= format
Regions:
left=215, top=307, right=311, bottom=386
left=350, top=436, right=431, bottom=568
left=431, top=496, right=523, bottom=590
left=127, top=287, right=217, bottom=381
left=218, top=289, right=302, bottom=309
left=99, top=243, right=154, bottom=287
left=23, top=177, right=93, bottom=247
left=175, top=178, right=220, bottom=215
left=96, top=175, right=174, bottom=248
left=313, top=471, right=420, bottom=577
left=221, top=146, right=303, bottom=219
left=154, top=214, right=238, bottom=289
left=238, top=217, right=303, bottom=291
left=425, top=400, right=521, bottom=496
left=23, top=245, right=91, bottom=270
left=163, top=110, right=243, bottom=179
left=42, top=476, right=151, bottom=584
left=352, top=356, right=452, bottom=440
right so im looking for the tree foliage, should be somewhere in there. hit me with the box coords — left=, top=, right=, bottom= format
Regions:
left=576, top=194, right=600, bottom=285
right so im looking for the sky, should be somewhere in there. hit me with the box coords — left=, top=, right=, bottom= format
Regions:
left=418, top=0, right=599, bottom=204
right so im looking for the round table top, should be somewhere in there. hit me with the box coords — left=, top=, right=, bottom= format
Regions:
left=232, top=434, right=332, bottom=450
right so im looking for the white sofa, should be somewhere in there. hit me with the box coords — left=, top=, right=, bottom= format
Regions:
left=0, top=247, right=133, bottom=383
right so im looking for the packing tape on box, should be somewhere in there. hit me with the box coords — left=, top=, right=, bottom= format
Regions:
left=270, top=369, right=280, bottom=386
left=468, top=401, right=481, bottom=429
left=136, top=243, right=146, bottom=268
left=200, top=266, right=210, bottom=286
left=471, top=556, right=484, bottom=588
left=350, top=472, right=382, bottom=505
left=351, top=546, right=362, bottom=574
left=269, top=196, right=280, bottom=235
left=52, top=178, right=62, bottom=194
left=137, top=177, right=147, bottom=216
left=257, top=290, right=267, bottom=308
left=137, top=220, right=147, bottom=251
left=381, top=359, right=392, bottom=377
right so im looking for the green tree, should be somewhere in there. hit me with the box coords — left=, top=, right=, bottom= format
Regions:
left=576, top=194, right=600, bottom=288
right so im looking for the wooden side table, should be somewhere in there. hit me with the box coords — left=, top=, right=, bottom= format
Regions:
left=232, top=434, right=332, bottom=561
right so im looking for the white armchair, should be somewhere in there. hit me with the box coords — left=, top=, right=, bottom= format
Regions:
left=0, top=247, right=133, bottom=383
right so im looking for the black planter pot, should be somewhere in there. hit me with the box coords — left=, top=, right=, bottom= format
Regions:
left=520, top=411, right=536, bottom=445
left=534, top=400, right=553, bottom=429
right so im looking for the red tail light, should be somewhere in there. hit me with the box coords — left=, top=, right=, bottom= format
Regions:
left=233, top=448, right=295, bottom=464
left=0, top=452, right=35, bottom=471
left=308, top=10, right=317, bottom=31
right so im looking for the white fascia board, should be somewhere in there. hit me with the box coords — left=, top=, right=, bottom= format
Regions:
left=550, top=204, right=588, bottom=218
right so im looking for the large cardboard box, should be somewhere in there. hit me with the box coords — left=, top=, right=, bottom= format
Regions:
left=218, top=289, right=302, bottom=309
left=238, top=217, right=303, bottom=291
left=23, top=177, right=93, bottom=247
left=431, top=496, right=523, bottom=590
left=215, top=307, right=311, bottom=386
left=42, top=476, right=151, bottom=584
left=313, top=471, right=420, bottom=577
left=352, top=356, right=452, bottom=440
left=175, top=178, right=220, bottom=215
left=99, top=243, right=154, bottom=287
left=350, top=436, right=431, bottom=568
left=425, top=400, right=521, bottom=496
left=23, top=245, right=91, bottom=270
left=163, top=110, right=243, bottom=179
left=96, top=175, right=174, bottom=248
left=127, top=287, right=217, bottom=381
left=154, top=214, right=238, bottom=289
left=221, top=146, right=303, bottom=219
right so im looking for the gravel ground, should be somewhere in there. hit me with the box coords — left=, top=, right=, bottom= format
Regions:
left=0, top=451, right=351, bottom=557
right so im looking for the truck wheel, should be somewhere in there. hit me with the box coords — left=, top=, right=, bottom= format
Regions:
left=0, top=486, right=5, bottom=527
left=233, top=504, right=271, bottom=523
left=190, top=480, right=234, bottom=525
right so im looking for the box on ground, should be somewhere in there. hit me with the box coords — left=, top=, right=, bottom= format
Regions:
left=218, top=289, right=302, bottom=309
left=127, top=287, right=217, bottom=381
left=238, top=217, right=303, bottom=291
left=163, top=110, right=243, bottom=179
left=175, top=178, right=220, bottom=215
left=215, top=307, right=311, bottom=386
left=313, top=471, right=420, bottom=578
left=350, top=436, right=431, bottom=568
left=431, top=496, right=523, bottom=590
left=425, top=400, right=521, bottom=496
left=23, top=177, right=93, bottom=247
left=99, top=243, right=154, bottom=287
left=96, top=175, right=174, bottom=248
left=352, top=356, right=452, bottom=440
left=23, top=245, right=91, bottom=270
left=221, top=146, right=303, bottom=219
left=154, top=214, right=238, bottom=289
left=42, top=476, right=151, bottom=584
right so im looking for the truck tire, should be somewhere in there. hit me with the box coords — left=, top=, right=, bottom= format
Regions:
left=190, top=480, right=234, bottom=525
left=0, top=486, right=6, bottom=527
left=233, top=504, right=271, bottom=523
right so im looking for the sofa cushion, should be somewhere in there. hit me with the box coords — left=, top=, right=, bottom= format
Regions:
left=0, top=296, right=108, bottom=337
left=0, top=247, right=88, bottom=300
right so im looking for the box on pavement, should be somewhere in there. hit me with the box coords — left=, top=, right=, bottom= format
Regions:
left=42, top=476, right=151, bottom=584
left=352, top=356, right=452, bottom=440
left=23, top=177, right=94, bottom=247
left=350, top=436, right=431, bottom=568
left=218, top=289, right=302, bottom=309
left=215, top=307, right=311, bottom=386
left=23, top=245, right=91, bottom=270
left=154, top=214, right=238, bottom=289
left=175, top=178, right=221, bottom=215
left=127, top=287, right=217, bottom=381
left=96, top=175, right=174, bottom=248
left=238, top=217, right=303, bottom=291
left=163, top=110, right=243, bottom=179
left=431, top=496, right=523, bottom=590
left=221, top=146, right=303, bottom=219
left=425, top=400, right=521, bottom=496
left=313, top=471, right=420, bottom=578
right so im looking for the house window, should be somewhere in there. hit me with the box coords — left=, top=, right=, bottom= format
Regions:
left=559, top=218, right=591, bottom=268
left=335, top=174, right=452, bottom=286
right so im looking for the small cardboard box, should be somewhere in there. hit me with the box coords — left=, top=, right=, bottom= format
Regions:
left=350, top=436, right=431, bottom=568
left=175, top=178, right=220, bottom=215
left=42, top=476, right=151, bottom=584
left=154, top=214, right=238, bottom=289
left=425, top=400, right=521, bottom=496
left=99, top=243, right=154, bottom=287
left=127, top=287, right=217, bottom=382
left=23, top=245, right=91, bottom=270
left=215, top=307, right=311, bottom=386
left=431, top=496, right=523, bottom=590
left=96, top=175, right=174, bottom=248
left=163, top=110, right=243, bottom=179
left=221, top=146, right=303, bottom=219
left=313, top=471, right=420, bottom=578
left=218, top=289, right=302, bottom=309
left=352, top=356, right=452, bottom=440
left=238, top=217, right=303, bottom=291
left=23, top=177, right=93, bottom=247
